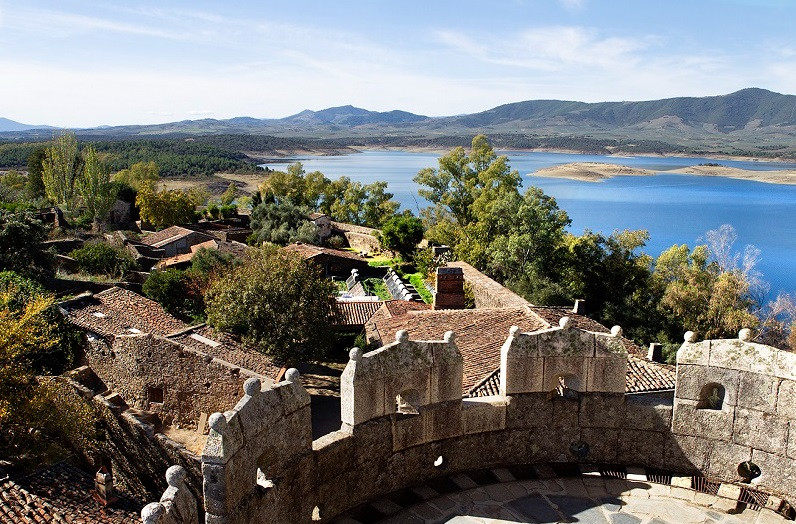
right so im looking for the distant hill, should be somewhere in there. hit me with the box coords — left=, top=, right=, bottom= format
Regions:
left=2, top=89, right=795, bottom=158
left=0, top=117, right=54, bottom=132
left=440, top=88, right=796, bottom=131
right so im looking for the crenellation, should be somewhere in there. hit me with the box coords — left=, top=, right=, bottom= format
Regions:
left=142, top=327, right=796, bottom=524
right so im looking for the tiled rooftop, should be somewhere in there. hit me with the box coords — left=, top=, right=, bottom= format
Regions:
left=0, top=462, right=142, bottom=523
left=62, top=287, right=187, bottom=339
left=139, top=225, right=206, bottom=247
left=282, top=242, right=367, bottom=263
left=333, top=301, right=385, bottom=328
left=157, top=239, right=249, bottom=268
left=166, top=325, right=283, bottom=380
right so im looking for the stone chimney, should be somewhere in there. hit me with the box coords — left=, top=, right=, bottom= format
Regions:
left=647, top=343, right=663, bottom=363
left=433, top=266, right=465, bottom=310
left=572, top=299, right=586, bottom=315
left=93, top=462, right=118, bottom=507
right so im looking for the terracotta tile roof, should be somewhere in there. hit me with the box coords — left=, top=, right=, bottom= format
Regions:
left=333, top=301, right=384, bottom=328
left=166, top=325, right=283, bottom=380
left=367, top=307, right=548, bottom=393
left=157, top=239, right=249, bottom=268
left=0, top=462, right=142, bottom=523
left=282, top=243, right=366, bottom=263
left=62, top=287, right=187, bottom=339
left=139, top=226, right=198, bottom=246
left=626, top=354, right=676, bottom=393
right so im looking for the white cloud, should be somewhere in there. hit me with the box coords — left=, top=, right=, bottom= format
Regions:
left=559, top=0, right=585, bottom=12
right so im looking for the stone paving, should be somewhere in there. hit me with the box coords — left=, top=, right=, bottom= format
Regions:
left=338, top=474, right=790, bottom=524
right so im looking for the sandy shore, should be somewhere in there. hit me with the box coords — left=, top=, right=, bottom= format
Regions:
left=532, top=162, right=796, bottom=185
left=533, top=162, right=655, bottom=182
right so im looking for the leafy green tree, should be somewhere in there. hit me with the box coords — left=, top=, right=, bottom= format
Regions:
left=378, top=214, right=425, bottom=260
left=0, top=211, right=52, bottom=277
left=220, top=182, right=238, bottom=206
left=112, top=161, right=159, bottom=191
left=249, top=200, right=318, bottom=246
left=136, top=186, right=197, bottom=228
left=69, top=242, right=136, bottom=278
left=142, top=269, right=204, bottom=321
left=77, top=145, right=116, bottom=223
left=0, top=171, right=27, bottom=203
left=42, top=131, right=80, bottom=210
left=26, top=147, right=47, bottom=200
left=205, top=245, right=337, bottom=361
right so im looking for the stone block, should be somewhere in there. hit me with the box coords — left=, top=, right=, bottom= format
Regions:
left=501, top=354, right=544, bottom=395
left=391, top=412, right=425, bottom=451
left=776, top=379, right=796, bottom=420
left=551, top=395, right=580, bottom=430
left=274, top=379, right=312, bottom=415
left=675, top=364, right=739, bottom=407
left=537, top=327, right=595, bottom=357
left=709, top=339, right=777, bottom=375
left=428, top=358, right=463, bottom=404
left=422, top=400, right=462, bottom=441
left=505, top=393, right=553, bottom=429
left=586, top=357, right=626, bottom=393
left=704, top=441, right=751, bottom=480
left=671, top=399, right=733, bottom=441
left=313, top=431, right=354, bottom=484
left=461, top=397, right=507, bottom=435
left=340, top=374, right=384, bottom=426
left=617, top=429, right=667, bottom=468
left=580, top=427, right=619, bottom=463
left=624, top=395, right=672, bottom=432
left=677, top=341, right=710, bottom=366
left=594, top=332, right=628, bottom=356
left=751, top=448, right=796, bottom=498
left=732, top=407, right=789, bottom=454
left=776, top=350, right=796, bottom=381
left=789, top=421, right=796, bottom=460
left=579, top=394, right=625, bottom=428
left=737, top=371, right=779, bottom=412
left=542, top=356, right=590, bottom=392
left=667, top=434, right=712, bottom=473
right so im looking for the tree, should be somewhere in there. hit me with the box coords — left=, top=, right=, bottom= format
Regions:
left=77, top=145, right=116, bottom=223
left=143, top=269, right=204, bottom=321
left=249, top=200, right=318, bottom=246
left=69, top=242, right=136, bottom=278
left=205, top=246, right=337, bottom=361
left=0, top=171, right=27, bottom=203
left=0, top=279, right=93, bottom=471
left=42, top=131, right=80, bottom=210
left=136, top=186, right=197, bottom=228
left=378, top=214, right=425, bottom=260
left=112, top=161, right=159, bottom=191
left=220, top=182, right=238, bottom=206
left=26, top=147, right=47, bottom=200
left=0, top=211, right=52, bottom=277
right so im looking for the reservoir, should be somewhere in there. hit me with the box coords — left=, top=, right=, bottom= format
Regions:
left=262, top=150, right=796, bottom=298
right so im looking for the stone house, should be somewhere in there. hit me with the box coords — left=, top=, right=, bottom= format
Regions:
left=309, top=212, right=333, bottom=241
left=137, top=226, right=216, bottom=258
left=282, top=242, right=371, bottom=278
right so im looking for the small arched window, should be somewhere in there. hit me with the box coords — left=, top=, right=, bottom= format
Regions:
left=396, top=389, right=420, bottom=415
left=697, top=382, right=725, bottom=410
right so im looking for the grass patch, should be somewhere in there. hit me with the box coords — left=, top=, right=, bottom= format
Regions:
left=367, top=255, right=399, bottom=268
left=363, top=277, right=391, bottom=300
left=408, top=272, right=433, bottom=304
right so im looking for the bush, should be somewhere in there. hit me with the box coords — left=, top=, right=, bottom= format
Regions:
left=143, top=269, right=204, bottom=321
left=69, top=242, right=136, bottom=278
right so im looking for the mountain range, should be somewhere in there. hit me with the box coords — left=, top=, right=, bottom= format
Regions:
left=3, top=88, right=795, bottom=152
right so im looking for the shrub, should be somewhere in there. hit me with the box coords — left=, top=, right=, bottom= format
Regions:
left=69, top=242, right=136, bottom=278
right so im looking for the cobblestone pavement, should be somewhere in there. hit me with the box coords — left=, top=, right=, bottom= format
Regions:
left=343, top=474, right=788, bottom=524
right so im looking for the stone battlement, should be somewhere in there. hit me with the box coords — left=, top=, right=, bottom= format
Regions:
left=144, top=324, right=796, bottom=523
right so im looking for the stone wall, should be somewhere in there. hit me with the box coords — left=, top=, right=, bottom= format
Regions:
left=85, top=333, right=263, bottom=429
left=448, top=261, right=530, bottom=309
left=330, top=221, right=389, bottom=255
left=670, top=331, right=796, bottom=496
left=145, top=327, right=796, bottom=524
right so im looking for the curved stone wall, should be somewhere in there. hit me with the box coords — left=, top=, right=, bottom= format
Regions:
left=144, top=324, right=796, bottom=524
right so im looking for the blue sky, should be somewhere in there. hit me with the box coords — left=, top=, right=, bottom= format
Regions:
left=1, top=0, right=794, bottom=127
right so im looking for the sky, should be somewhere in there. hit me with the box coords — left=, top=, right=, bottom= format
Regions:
left=1, top=0, right=795, bottom=127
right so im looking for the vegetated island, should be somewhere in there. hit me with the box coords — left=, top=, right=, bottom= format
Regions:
left=532, top=161, right=796, bottom=185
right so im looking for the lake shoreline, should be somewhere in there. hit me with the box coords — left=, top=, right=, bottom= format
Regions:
left=532, top=162, right=796, bottom=185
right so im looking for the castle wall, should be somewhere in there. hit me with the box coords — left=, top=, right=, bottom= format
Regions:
left=85, top=333, right=262, bottom=429
left=144, top=327, right=796, bottom=524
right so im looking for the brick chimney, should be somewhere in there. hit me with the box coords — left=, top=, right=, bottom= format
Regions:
left=433, top=267, right=465, bottom=310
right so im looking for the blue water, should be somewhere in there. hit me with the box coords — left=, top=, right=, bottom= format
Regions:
left=262, top=150, right=796, bottom=298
